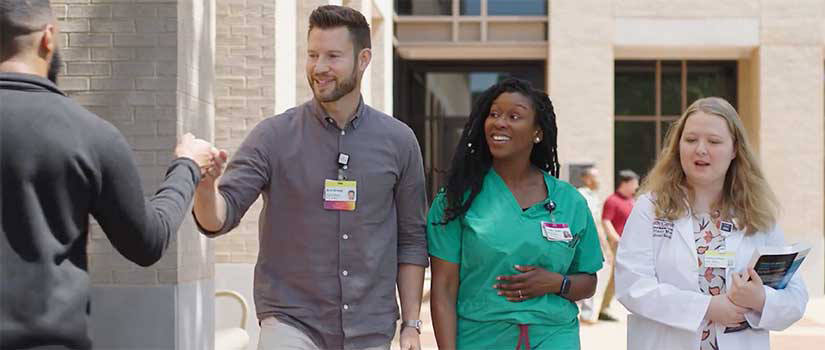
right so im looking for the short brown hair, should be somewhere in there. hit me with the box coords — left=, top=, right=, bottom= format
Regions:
left=308, top=5, right=371, bottom=53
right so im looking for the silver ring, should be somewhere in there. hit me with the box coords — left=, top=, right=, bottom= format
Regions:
left=518, top=290, right=523, bottom=298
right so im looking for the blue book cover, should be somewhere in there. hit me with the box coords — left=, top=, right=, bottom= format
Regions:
left=724, top=242, right=810, bottom=334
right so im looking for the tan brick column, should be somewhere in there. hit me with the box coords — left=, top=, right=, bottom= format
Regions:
left=212, top=1, right=280, bottom=347
left=757, top=0, right=824, bottom=296
left=212, top=0, right=275, bottom=265
left=53, top=1, right=215, bottom=348
left=548, top=0, right=615, bottom=194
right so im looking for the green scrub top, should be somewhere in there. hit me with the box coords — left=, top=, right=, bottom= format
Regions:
left=427, top=169, right=603, bottom=349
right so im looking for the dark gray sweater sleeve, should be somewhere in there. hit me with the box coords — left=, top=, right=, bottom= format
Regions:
left=196, top=119, right=272, bottom=237
left=91, top=132, right=201, bottom=266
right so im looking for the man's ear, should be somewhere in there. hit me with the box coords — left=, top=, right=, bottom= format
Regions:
left=38, top=24, right=57, bottom=59
left=358, top=48, right=372, bottom=72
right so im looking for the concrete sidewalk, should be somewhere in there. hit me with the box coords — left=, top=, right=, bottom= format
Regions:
left=401, top=297, right=825, bottom=350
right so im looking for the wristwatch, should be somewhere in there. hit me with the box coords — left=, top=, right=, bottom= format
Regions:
left=401, top=320, right=422, bottom=334
left=558, top=275, right=571, bottom=297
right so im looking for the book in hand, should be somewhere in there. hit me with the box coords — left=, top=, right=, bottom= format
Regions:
left=724, top=242, right=811, bottom=333
left=749, top=242, right=811, bottom=289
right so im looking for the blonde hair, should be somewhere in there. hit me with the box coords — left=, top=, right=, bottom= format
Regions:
left=641, top=97, right=778, bottom=234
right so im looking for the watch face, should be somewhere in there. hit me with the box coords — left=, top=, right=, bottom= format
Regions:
left=403, top=320, right=422, bottom=334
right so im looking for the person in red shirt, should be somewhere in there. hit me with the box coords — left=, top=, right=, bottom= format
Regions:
left=599, top=169, right=639, bottom=321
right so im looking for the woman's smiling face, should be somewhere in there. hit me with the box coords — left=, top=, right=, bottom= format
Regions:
left=484, top=92, right=541, bottom=162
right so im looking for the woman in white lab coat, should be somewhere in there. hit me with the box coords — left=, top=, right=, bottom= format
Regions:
left=614, top=97, right=808, bottom=350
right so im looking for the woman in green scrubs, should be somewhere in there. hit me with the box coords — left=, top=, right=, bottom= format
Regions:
left=428, top=78, right=603, bottom=350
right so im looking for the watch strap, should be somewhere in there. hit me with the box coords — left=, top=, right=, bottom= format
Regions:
left=559, top=275, right=571, bottom=296
left=401, top=320, right=422, bottom=334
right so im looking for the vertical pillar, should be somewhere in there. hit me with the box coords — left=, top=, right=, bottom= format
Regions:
left=758, top=0, right=824, bottom=296
left=53, top=0, right=216, bottom=348
left=548, top=0, right=615, bottom=194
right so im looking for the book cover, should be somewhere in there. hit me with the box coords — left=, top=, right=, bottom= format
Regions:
left=750, top=242, right=811, bottom=289
left=723, top=242, right=810, bottom=334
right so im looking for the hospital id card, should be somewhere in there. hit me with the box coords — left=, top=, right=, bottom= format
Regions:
left=323, top=179, right=356, bottom=211
left=704, top=250, right=736, bottom=268
left=541, top=221, right=572, bottom=242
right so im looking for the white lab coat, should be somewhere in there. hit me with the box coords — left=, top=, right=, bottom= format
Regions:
left=615, top=193, right=808, bottom=350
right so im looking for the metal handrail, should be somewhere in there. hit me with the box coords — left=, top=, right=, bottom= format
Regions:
left=215, top=290, right=249, bottom=329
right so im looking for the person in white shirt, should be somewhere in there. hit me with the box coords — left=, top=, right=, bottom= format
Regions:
left=576, top=166, right=611, bottom=324
left=615, top=97, right=808, bottom=350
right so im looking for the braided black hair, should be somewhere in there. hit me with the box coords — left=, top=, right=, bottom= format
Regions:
left=441, top=77, right=560, bottom=223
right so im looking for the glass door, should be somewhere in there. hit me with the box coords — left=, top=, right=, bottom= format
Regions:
left=395, top=60, right=545, bottom=200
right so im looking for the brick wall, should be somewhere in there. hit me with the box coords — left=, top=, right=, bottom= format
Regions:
left=296, top=0, right=328, bottom=103
left=212, top=0, right=277, bottom=263
left=53, top=0, right=181, bottom=285
left=52, top=2, right=215, bottom=347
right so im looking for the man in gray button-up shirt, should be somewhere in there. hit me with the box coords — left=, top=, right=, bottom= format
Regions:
left=194, top=5, right=428, bottom=350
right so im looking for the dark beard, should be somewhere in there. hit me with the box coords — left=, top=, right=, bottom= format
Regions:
left=48, top=49, right=61, bottom=84
left=311, top=64, right=359, bottom=103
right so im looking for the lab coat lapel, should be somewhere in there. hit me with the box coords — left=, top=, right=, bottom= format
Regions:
left=675, top=215, right=697, bottom=263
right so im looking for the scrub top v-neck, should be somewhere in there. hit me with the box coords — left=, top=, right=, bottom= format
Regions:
left=427, top=169, right=603, bottom=348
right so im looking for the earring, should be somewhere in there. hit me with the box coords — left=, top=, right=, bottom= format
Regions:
left=534, top=137, right=541, bottom=143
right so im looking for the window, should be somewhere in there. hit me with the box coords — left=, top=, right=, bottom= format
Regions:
left=396, top=0, right=546, bottom=16
left=395, top=0, right=548, bottom=44
left=614, top=60, right=737, bottom=179
left=487, top=0, right=546, bottom=15
left=395, top=0, right=452, bottom=16
left=460, top=0, right=481, bottom=15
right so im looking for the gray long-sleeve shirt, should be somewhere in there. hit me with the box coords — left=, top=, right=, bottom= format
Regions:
left=198, top=98, right=428, bottom=349
left=0, top=73, right=201, bottom=349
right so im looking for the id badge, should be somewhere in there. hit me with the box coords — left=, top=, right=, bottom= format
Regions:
left=704, top=250, right=736, bottom=268
left=720, top=220, right=734, bottom=236
left=541, top=221, right=572, bottom=242
left=323, top=179, right=356, bottom=211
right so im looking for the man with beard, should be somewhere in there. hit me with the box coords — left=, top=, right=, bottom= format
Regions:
left=193, top=5, right=427, bottom=350
left=0, top=1, right=224, bottom=348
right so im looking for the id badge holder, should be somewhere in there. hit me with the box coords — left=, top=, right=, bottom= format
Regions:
left=324, top=152, right=356, bottom=211
left=539, top=200, right=574, bottom=243
left=541, top=222, right=573, bottom=242
left=704, top=250, right=736, bottom=269
left=542, top=200, right=581, bottom=248
left=324, top=179, right=356, bottom=211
